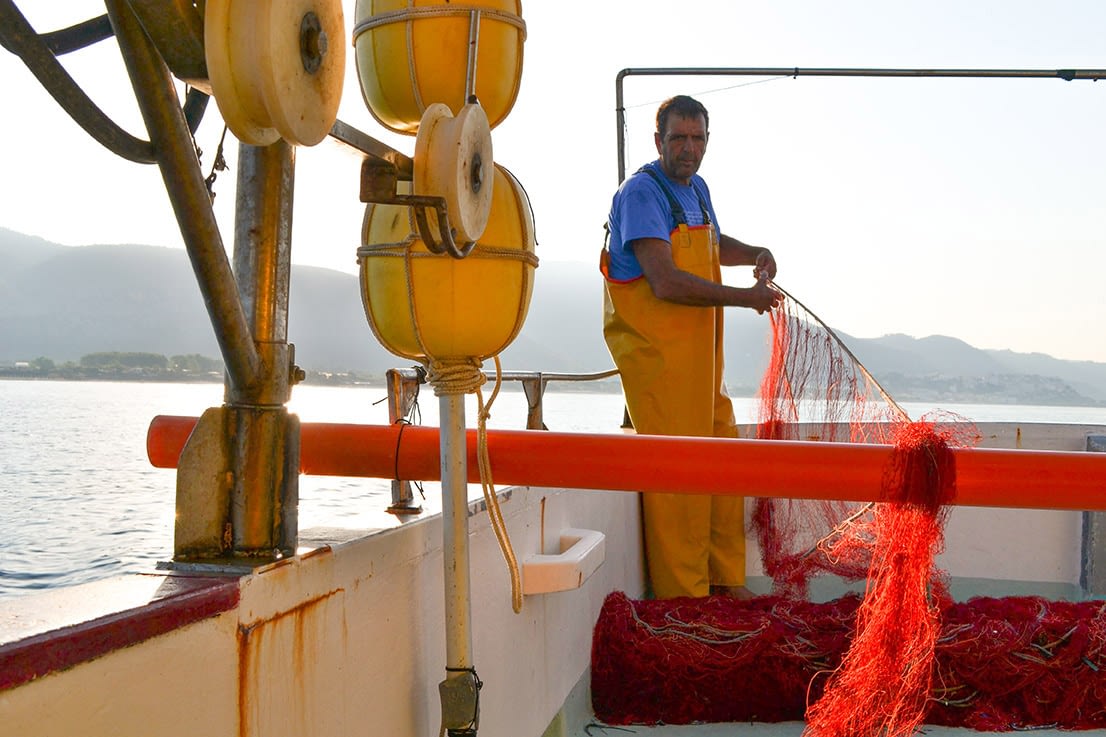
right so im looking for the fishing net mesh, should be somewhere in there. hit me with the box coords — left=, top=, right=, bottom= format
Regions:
left=591, top=290, right=1106, bottom=732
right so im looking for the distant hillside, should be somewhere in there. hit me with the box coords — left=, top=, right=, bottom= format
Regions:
left=2, top=228, right=1104, bottom=406
left=0, top=227, right=389, bottom=372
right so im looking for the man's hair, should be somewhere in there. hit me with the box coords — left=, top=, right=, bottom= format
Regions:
left=656, top=95, right=709, bottom=138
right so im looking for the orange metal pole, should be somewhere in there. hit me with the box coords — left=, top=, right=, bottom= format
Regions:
left=147, top=415, right=1106, bottom=511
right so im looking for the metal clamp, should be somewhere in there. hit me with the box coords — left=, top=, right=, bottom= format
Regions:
left=360, top=157, right=476, bottom=259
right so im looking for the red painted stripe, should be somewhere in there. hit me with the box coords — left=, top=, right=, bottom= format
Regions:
left=0, top=577, right=239, bottom=691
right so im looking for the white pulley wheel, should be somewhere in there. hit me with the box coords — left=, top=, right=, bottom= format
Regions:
left=413, top=103, right=494, bottom=244
left=205, top=0, right=345, bottom=146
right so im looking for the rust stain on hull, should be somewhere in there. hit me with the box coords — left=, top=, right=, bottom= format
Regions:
left=236, top=589, right=344, bottom=737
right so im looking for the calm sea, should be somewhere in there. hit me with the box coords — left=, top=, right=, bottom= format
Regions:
left=2, top=378, right=1104, bottom=599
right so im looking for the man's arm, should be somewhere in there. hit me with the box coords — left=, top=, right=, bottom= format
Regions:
left=632, top=237, right=781, bottom=313
left=719, top=234, right=777, bottom=279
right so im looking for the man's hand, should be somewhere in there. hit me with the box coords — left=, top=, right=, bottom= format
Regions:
left=754, top=249, right=777, bottom=280
left=751, top=273, right=783, bottom=314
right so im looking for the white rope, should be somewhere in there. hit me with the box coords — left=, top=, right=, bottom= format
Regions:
left=351, top=5, right=528, bottom=42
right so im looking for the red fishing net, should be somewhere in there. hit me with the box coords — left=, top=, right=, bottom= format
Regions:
left=591, top=290, right=1105, bottom=732
left=752, top=291, right=975, bottom=601
left=591, top=591, right=1106, bottom=729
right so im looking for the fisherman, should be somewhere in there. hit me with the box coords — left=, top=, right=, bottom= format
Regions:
left=600, top=94, right=782, bottom=599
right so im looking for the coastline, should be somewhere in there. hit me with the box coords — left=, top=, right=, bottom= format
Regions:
left=0, top=366, right=384, bottom=388
left=0, top=370, right=1102, bottom=407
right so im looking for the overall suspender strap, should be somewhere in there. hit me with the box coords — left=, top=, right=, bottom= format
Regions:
left=639, top=166, right=712, bottom=227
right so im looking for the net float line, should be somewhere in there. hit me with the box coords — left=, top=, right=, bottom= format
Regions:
left=147, top=415, right=1106, bottom=511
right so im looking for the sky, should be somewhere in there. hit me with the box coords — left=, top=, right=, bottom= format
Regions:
left=2, top=1, right=1105, bottom=363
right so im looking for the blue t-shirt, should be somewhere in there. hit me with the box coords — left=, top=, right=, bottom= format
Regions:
left=605, top=160, right=721, bottom=281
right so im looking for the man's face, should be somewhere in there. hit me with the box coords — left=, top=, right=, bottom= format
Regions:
left=655, top=113, right=708, bottom=185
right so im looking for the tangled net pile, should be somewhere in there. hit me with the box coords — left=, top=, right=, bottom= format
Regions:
left=591, top=289, right=1106, bottom=733
left=592, top=592, right=1106, bottom=729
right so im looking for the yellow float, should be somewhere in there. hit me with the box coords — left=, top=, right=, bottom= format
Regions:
left=205, top=0, right=345, bottom=146
left=357, top=163, right=537, bottom=362
left=351, top=0, right=526, bottom=134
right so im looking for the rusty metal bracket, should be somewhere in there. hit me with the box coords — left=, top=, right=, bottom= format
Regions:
left=360, top=157, right=477, bottom=259
left=126, top=0, right=207, bottom=83
left=384, top=367, right=425, bottom=515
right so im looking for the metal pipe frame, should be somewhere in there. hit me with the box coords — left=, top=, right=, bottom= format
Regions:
left=330, top=119, right=415, bottom=179
left=103, top=0, right=262, bottom=392
left=465, top=9, right=481, bottom=102
left=441, top=396, right=474, bottom=653
left=438, top=394, right=479, bottom=734
left=227, top=141, right=299, bottom=556
left=36, top=13, right=113, bottom=54
left=0, top=3, right=209, bottom=162
left=231, top=141, right=295, bottom=404
left=386, top=366, right=621, bottom=435
left=0, top=1, right=153, bottom=162
left=615, top=66, right=1106, bottom=183
left=1, top=0, right=408, bottom=393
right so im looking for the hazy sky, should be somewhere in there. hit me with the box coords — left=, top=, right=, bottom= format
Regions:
left=3, top=1, right=1104, bottom=362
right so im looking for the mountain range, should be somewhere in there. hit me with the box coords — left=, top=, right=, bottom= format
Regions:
left=2, top=227, right=1104, bottom=406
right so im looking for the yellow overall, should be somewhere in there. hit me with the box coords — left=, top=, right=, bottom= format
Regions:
left=601, top=218, right=745, bottom=599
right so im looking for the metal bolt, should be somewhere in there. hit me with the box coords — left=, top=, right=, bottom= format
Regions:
left=470, top=152, right=483, bottom=194
left=300, top=12, right=327, bottom=74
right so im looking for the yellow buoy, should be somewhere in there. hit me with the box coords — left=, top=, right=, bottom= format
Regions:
left=352, top=0, right=526, bottom=135
left=358, top=164, right=537, bottom=362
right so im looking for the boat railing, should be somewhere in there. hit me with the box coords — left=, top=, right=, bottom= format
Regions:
left=614, top=66, right=1106, bottom=184
left=383, top=366, right=622, bottom=513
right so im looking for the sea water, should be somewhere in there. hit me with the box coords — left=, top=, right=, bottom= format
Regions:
left=1, top=379, right=1104, bottom=599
